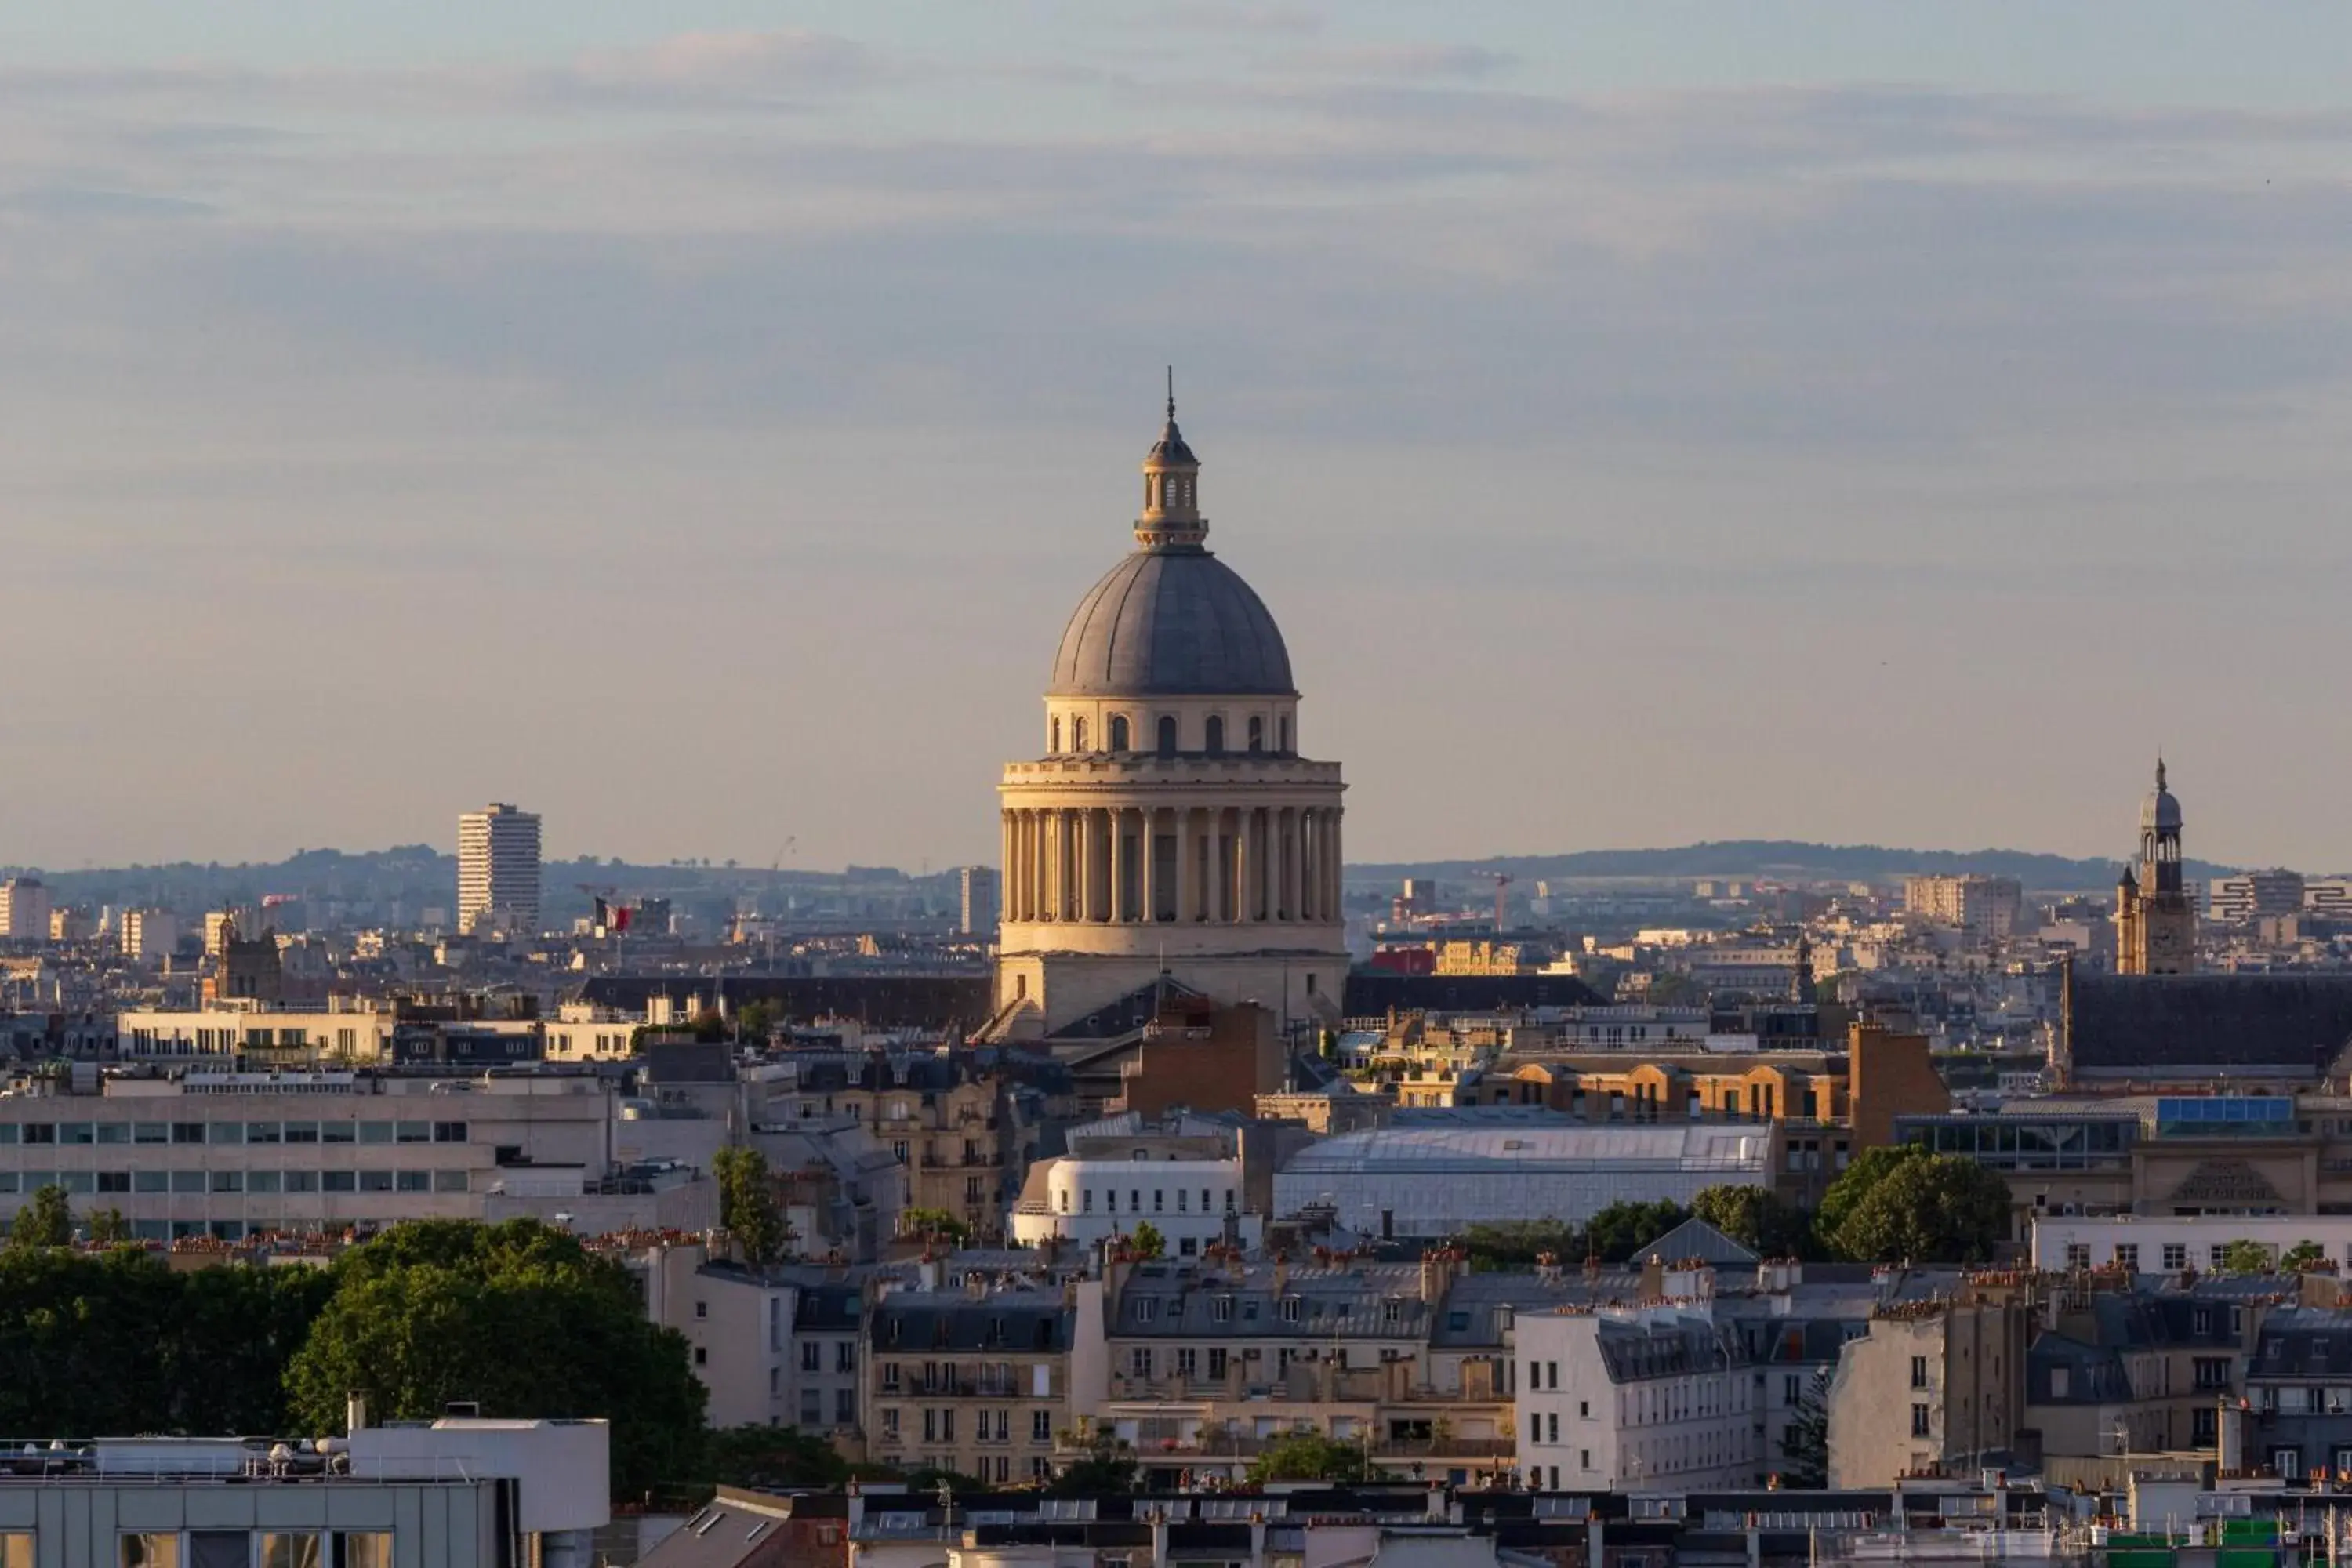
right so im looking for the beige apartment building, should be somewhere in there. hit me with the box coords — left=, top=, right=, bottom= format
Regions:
left=866, top=1282, right=1107, bottom=1486
left=1903, top=875, right=2024, bottom=942
left=1826, top=1283, right=2032, bottom=1487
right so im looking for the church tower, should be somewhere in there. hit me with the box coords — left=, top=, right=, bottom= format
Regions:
left=2117, top=759, right=2195, bottom=975
left=991, top=385, right=1348, bottom=1040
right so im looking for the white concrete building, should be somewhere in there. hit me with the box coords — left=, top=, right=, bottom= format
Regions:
left=2031, top=1214, right=2352, bottom=1274
left=120, top=910, right=179, bottom=962
left=1010, top=1152, right=1261, bottom=1254
left=0, top=1071, right=716, bottom=1242
left=459, top=802, right=542, bottom=937
left=1514, top=1298, right=1760, bottom=1492
left=0, top=1417, right=606, bottom=1568
left=1273, top=1120, right=1770, bottom=1240
left=118, top=1004, right=401, bottom=1062
left=0, top=880, right=52, bottom=943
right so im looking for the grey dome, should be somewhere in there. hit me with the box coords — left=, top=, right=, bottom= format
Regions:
left=1050, top=547, right=1295, bottom=697
left=2140, top=759, right=2181, bottom=831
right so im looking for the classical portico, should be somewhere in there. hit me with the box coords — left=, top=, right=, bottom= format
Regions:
left=993, top=390, right=1348, bottom=1037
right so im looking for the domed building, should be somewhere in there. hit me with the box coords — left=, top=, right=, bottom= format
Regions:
left=993, top=392, right=1348, bottom=1039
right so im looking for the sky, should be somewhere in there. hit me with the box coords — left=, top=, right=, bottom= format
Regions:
left=3, top=3, right=2350, bottom=874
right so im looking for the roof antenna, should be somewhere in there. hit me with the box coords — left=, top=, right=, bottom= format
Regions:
left=1166, top=365, right=1176, bottom=422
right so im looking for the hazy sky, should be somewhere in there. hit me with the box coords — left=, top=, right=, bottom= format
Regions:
left=5, top=3, right=2350, bottom=874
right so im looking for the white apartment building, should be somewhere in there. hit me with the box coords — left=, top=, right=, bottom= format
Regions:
left=1514, top=1298, right=1760, bottom=1493
left=1904, top=876, right=2024, bottom=942
left=0, top=1419, right=608, bottom=1568
left=960, top=866, right=1000, bottom=936
left=118, top=1004, right=400, bottom=1062
left=1009, top=1153, right=1260, bottom=1255
left=458, top=802, right=543, bottom=937
left=545, top=1003, right=641, bottom=1062
left=0, top=880, right=52, bottom=942
left=121, top=910, right=180, bottom=962
left=2031, top=1214, right=2352, bottom=1275
left=0, top=1071, right=715, bottom=1242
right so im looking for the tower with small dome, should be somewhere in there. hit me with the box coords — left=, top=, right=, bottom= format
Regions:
left=2117, top=758, right=2195, bottom=975
left=992, top=384, right=1348, bottom=1038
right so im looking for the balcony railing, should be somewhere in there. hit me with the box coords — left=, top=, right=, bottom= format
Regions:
left=1057, top=1432, right=1515, bottom=1461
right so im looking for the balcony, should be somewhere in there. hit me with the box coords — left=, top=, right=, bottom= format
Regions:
left=1055, top=1431, right=1515, bottom=1461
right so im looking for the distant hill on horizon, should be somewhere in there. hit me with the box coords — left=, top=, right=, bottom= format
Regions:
left=1348, top=839, right=2242, bottom=893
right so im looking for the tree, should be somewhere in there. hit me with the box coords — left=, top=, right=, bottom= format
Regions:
left=901, top=1207, right=969, bottom=1246
left=1583, top=1200, right=1691, bottom=1265
left=1828, top=1154, right=2010, bottom=1265
left=2281, top=1240, right=2326, bottom=1272
left=1459, top=1220, right=1579, bottom=1272
left=1777, top=1368, right=1831, bottom=1488
left=1247, top=1430, right=1370, bottom=1484
left=734, top=1000, right=780, bottom=1044
left=1814, top=1145, right=1925, bottom=1247
left=1127, top=1222, right=1166, bottom=1261
left=5, top=1185, right=72, bottom=1250
left=2220, top=1240, right=2278, bottom=1274
left=86, top=1208, right=136, bottom=1247
left=1691, top=1185, right=1812, bottom=1258
left=713, top=1147, right=789, bottom=1266
left=702, top=1425, right=848, bottom=1492
left=283, top=1220, right=707, bottom=1502
left=1048, top=1445, right=1139, bottom=1496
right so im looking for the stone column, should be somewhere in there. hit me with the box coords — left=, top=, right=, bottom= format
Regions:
left=1129, top=808, right=1148, bottom=921
left=1107, top=808, right=1126, bottom=923
left=1236, top=808, right=1254, bottom=923
left=1280, top=808, right=1300, bottom=923
left=1327, top=809, right=1344, bottom=916
left=1300, top=808, right=1317, bottom=924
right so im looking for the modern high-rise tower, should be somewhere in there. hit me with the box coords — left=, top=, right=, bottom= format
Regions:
left=458, top=802, right=543, bottom=937
left=993, top=387, right=1348, bottom=1037
left=2116, top=760, right=2195, bottom=975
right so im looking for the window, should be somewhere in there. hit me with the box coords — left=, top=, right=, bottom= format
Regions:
left=331, top=1536, right=391, bottom=1568
left=694, top=1348, right=707, bottom=1367
left=2165, top=1243, right=2189, bottom=1271
left=2050, top=1367, right=2071, bottom=1399
left=1280, top=1297, right=1301, bottom=1323
left=0, top=1536, right=27, bottom=1568
left=434, top=1170, right=469, bottom=1193
left=1175, top=1348, right=1197, bottom=1378
left=1247, top=716, right=1265, bottom=752
left=1910, top=1356, right=1929, bottom=1390
left=802, top=1341, right=821, bottom=1372
left=121, top=1537, right=180, bottom=1568
left=432, top=1121, right=468, bottom=1143
left=1129, top=1348, right=1152, bottom=1377
left=260, top=1534, right=325, bottom=1568
left=1050, top=717, right=1062, bottom=752
left=882, top=1408, right=899, bottom=1437
left=2065, top=1244, right=2091, bottom=1270
left=1578, top=1399, right=1590, bottom=1418
left=1073, top=718, right=1087, bottom=751
left=321, top=1171, right=357, bottom=1192
left=1280, top=717, right=1291, bottom=753
left=1033, top=1409, right=1052, bottom=1442
left=837, top=1341, right=858, bottom=1374
left=1205, top=717, right=1225, bottom=755
left=837, top=1388, right=857, bottom=1425
left=170, top=1123, right=206, bottom=1145
left=1911, top=1403, right=1932, bottom=1438
left=2195, top=1357, right=2231, bottom=1390
left=2114, top=1243, right=2140, bottom=1272
left=358, top=1171, right=394, bottom=1192
left=1109, top=716, right=1130, bottom=752
left=1208, top=1348, right=1229, bottom=1379
left=801, top=1389, right=822, bottom=1426
left=358, top=1122, right=394, bottom=1145
left=1546, top=1413, right=1559, bottom=1442
left=882, top=1363, right=902, bottom=1393
left=1157, top=716, right=1178, bottom=757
